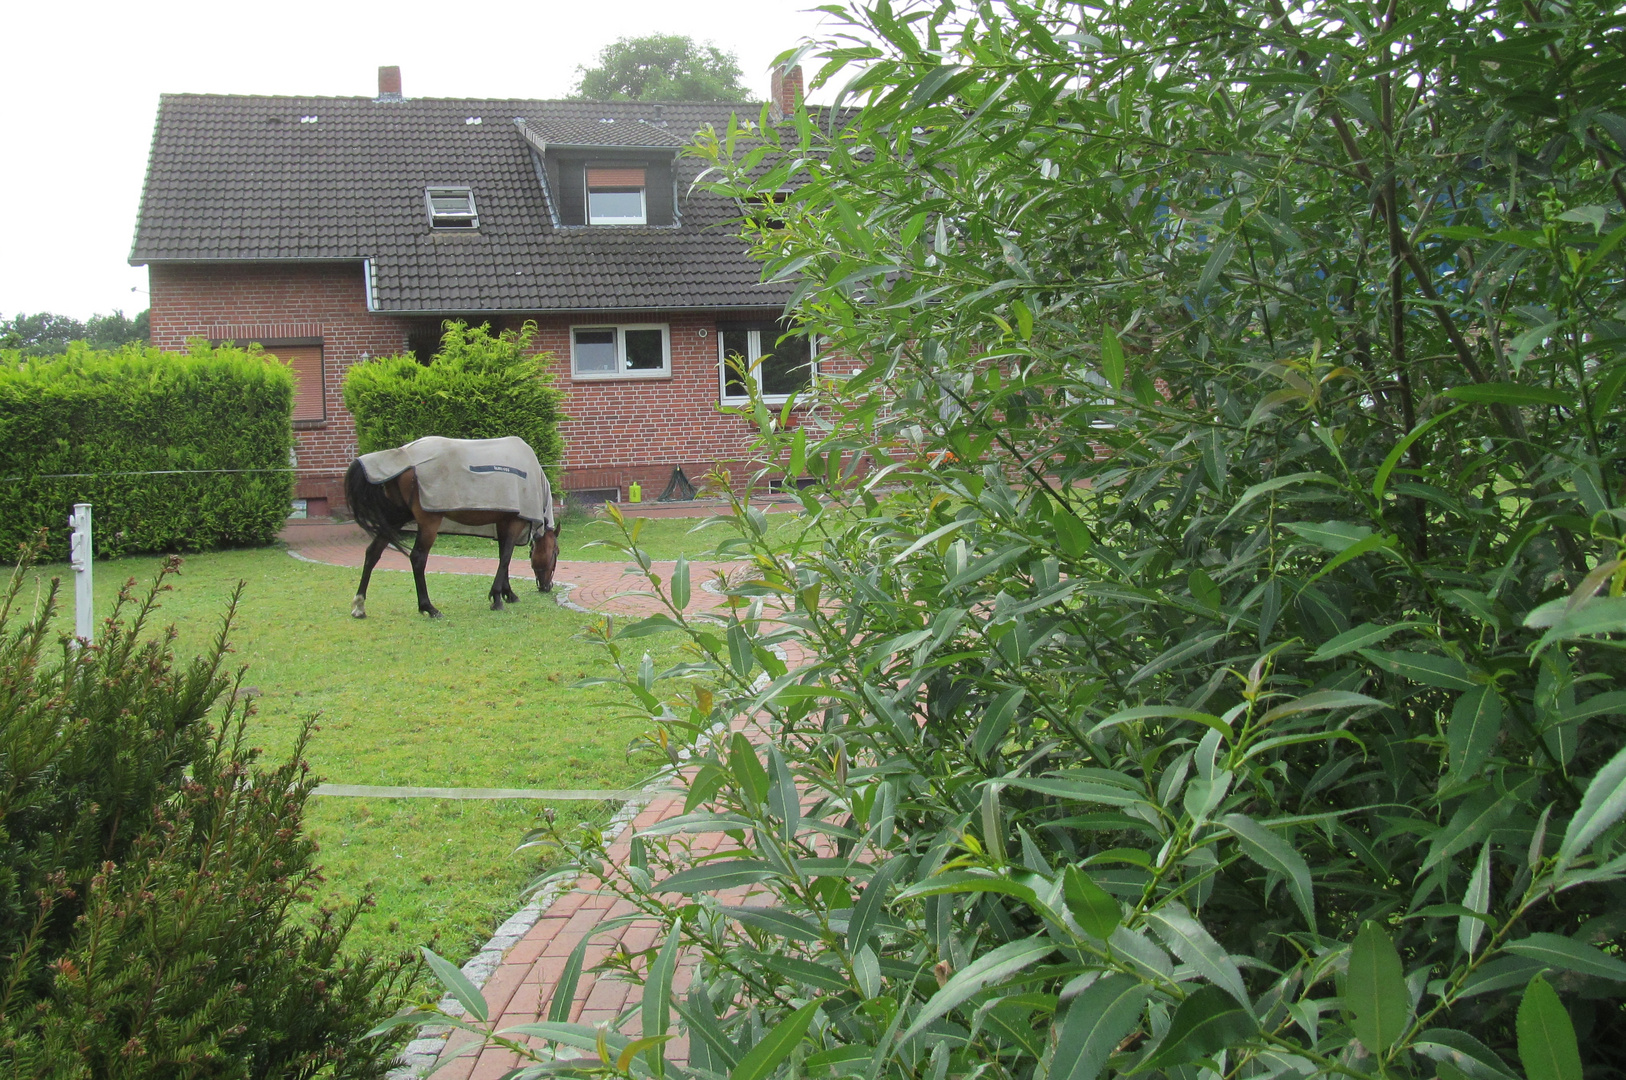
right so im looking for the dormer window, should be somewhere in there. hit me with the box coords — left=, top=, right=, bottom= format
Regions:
left=425, top=186, right=478, bottom=229
left=586, top=168, right=646, bottom=225
left=740, top=191, right=791, bottom=231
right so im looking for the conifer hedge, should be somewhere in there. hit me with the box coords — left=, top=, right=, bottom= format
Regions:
left=0, top=342, right=296, bottom=559
left=342, top=322, right=565, bottom=484
left=0, top=553, right=417, bottom=1075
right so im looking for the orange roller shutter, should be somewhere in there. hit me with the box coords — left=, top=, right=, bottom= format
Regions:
left=271, top=345, right=325, bottom=421
left=586, top=167, right=646, bottom=188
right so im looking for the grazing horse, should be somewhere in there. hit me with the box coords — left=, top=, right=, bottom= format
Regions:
left=343, top=436, right=560, bottom=618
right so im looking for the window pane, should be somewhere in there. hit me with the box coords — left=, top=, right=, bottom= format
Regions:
left=588, top=189, right=645, bottom=223
left=720, top=329, right=753, bottom=398
left=574, top=328, right=617, bottom=374
left=625, top=329, right=664, bottom=370
left=760, top=331, right=813, bottom=396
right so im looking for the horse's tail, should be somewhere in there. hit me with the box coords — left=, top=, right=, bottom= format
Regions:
left=345, top=460, right=412, bottom=554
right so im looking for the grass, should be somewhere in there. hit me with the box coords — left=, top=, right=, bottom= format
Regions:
left=430, top=504, right=824, bottom=562
left=23, top=546, right=678, bottom=962
left=303, top=798, right=604, bottom=963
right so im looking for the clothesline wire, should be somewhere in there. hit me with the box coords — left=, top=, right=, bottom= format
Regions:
left=0, top=464, right=567, bottom=483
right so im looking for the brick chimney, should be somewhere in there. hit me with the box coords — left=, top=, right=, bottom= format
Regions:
left=769, top=64, right=803, bottom=119
left=377, top=66, right=403, bottom=102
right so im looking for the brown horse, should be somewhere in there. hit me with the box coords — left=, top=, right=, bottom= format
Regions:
left=344, top=460, right=560, bottom=618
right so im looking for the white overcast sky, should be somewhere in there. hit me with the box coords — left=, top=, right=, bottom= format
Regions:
left=0, top=0, right=840, bottom=322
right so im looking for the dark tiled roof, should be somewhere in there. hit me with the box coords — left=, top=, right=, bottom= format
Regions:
left=130, top=94, right=793, bottom=312
left=522, top=117, right=687, bottom=148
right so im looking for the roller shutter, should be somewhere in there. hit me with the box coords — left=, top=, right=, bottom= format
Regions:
left=270, top=345, right=325, bottom=422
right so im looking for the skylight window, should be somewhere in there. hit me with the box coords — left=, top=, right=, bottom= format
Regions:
left=586, top=167, right=646, bottom=226
left=299, top=115, right=319, bottom=123
left=740, top=190, right=791, bottom=230
left=464, top=116, right=482, bottom=125
left=425, top=186, right=478, bottom=229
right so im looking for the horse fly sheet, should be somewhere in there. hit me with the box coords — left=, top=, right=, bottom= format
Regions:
left=358, top=436, right=554, bottom=538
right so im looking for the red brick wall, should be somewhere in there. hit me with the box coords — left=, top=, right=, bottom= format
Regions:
left=529, top=310, right=830, bottom=500
left=147, top=262, right=853, bottom=511
left=148, top=262, right=407, bottom=510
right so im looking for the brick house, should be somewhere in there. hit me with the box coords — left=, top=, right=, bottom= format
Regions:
left=129, top=66, right=827, bottom=515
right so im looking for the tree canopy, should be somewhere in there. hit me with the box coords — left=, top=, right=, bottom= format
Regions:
left=570, top=34, right=751, bottom=102
left=0, top=309, right=148, bottom=355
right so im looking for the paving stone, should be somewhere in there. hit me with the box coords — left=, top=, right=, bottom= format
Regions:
left=540, top=927, right=588, bottom=958
left=470, top=1047, right=524, bottom=1080
left=584, top=977, right=635, bottom=1013
left=475, top=963, right=532, bottom=1021
left=503, top=933, right=548, bottom=967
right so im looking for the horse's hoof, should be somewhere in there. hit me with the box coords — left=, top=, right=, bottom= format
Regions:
left=351, top=596, right=366, bottom=618
left=490, top=599, right=504, bottom=611
left=422, top=607, right=444, bottom=619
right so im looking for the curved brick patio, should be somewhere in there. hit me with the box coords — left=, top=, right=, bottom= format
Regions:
left=281, top=517, right=806, bottom=1079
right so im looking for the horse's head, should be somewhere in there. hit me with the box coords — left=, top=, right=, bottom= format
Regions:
left=531, top=523, right=561, bottom=592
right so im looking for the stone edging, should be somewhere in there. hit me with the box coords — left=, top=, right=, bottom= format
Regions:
left=390, top=767, right=678, bottom=1078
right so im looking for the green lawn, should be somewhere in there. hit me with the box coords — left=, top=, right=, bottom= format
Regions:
left=24, top=546, right=675, bottom=962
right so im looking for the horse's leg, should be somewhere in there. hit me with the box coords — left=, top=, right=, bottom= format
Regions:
left=411, top=513, right=444, bottom=618
left=487, top=526, right=513, bottom=611
left=352, top=532, right=390, bottom=618
left=490, top=517, right=520, bottom=610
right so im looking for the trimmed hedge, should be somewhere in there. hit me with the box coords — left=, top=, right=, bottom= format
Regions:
left=342, top=321, right=565, bottom=484
left=0, top=342, right=296, bottom=559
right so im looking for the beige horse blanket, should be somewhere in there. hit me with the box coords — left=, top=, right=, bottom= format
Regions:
left=358, top=436, right=554, bottom=538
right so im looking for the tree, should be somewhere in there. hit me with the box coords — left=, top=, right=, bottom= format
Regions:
left=86, top=308, right=149, bottom=350
left=0, top=555, right=418, bottom=1074
left=0, top=309, right=148, bottom=355
left=570, top=34, right=750, bottom=102
left=342, top=320, right=566, bottom=487
left=398, top=1, right=1626, bottom=1077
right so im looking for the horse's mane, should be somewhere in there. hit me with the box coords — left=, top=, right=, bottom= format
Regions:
left=345, top=460, right=412, bottom=553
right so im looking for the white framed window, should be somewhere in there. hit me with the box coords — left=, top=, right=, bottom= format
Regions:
left=425, top=186, right=478, bottom=229
left=719, top=322, right=817, bottom=403
left=586, top=167, right=647, bottom=225
left=571, top=324, right=670, bottom=379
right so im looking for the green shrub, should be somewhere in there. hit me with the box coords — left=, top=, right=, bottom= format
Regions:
left=0, top=342, right=295, bottom=560
left=393, top=1, right=1626, bottom=1078
left=0, top=551, right=418, bottom=1076
left=342, top=322, right=565, bottom=484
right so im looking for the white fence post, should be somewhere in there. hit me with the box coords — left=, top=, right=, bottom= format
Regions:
left=68, top=503, right=93, bottom=645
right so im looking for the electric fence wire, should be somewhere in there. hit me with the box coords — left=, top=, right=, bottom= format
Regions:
left=1, top=463, right=565, bottom=482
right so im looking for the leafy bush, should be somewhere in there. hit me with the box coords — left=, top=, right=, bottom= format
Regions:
left=0, top=551, right=417, bottom=1075
left=342, top=321, right=565, bottom=484
left=391, top=2, right=1626, bottom=1079
left=0, top=342, right=295, bottom=559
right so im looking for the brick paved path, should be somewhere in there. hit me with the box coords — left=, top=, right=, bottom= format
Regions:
left=428, top=777, right=783, bottom=1079
left=282, top=518, right=807, bottom=1079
